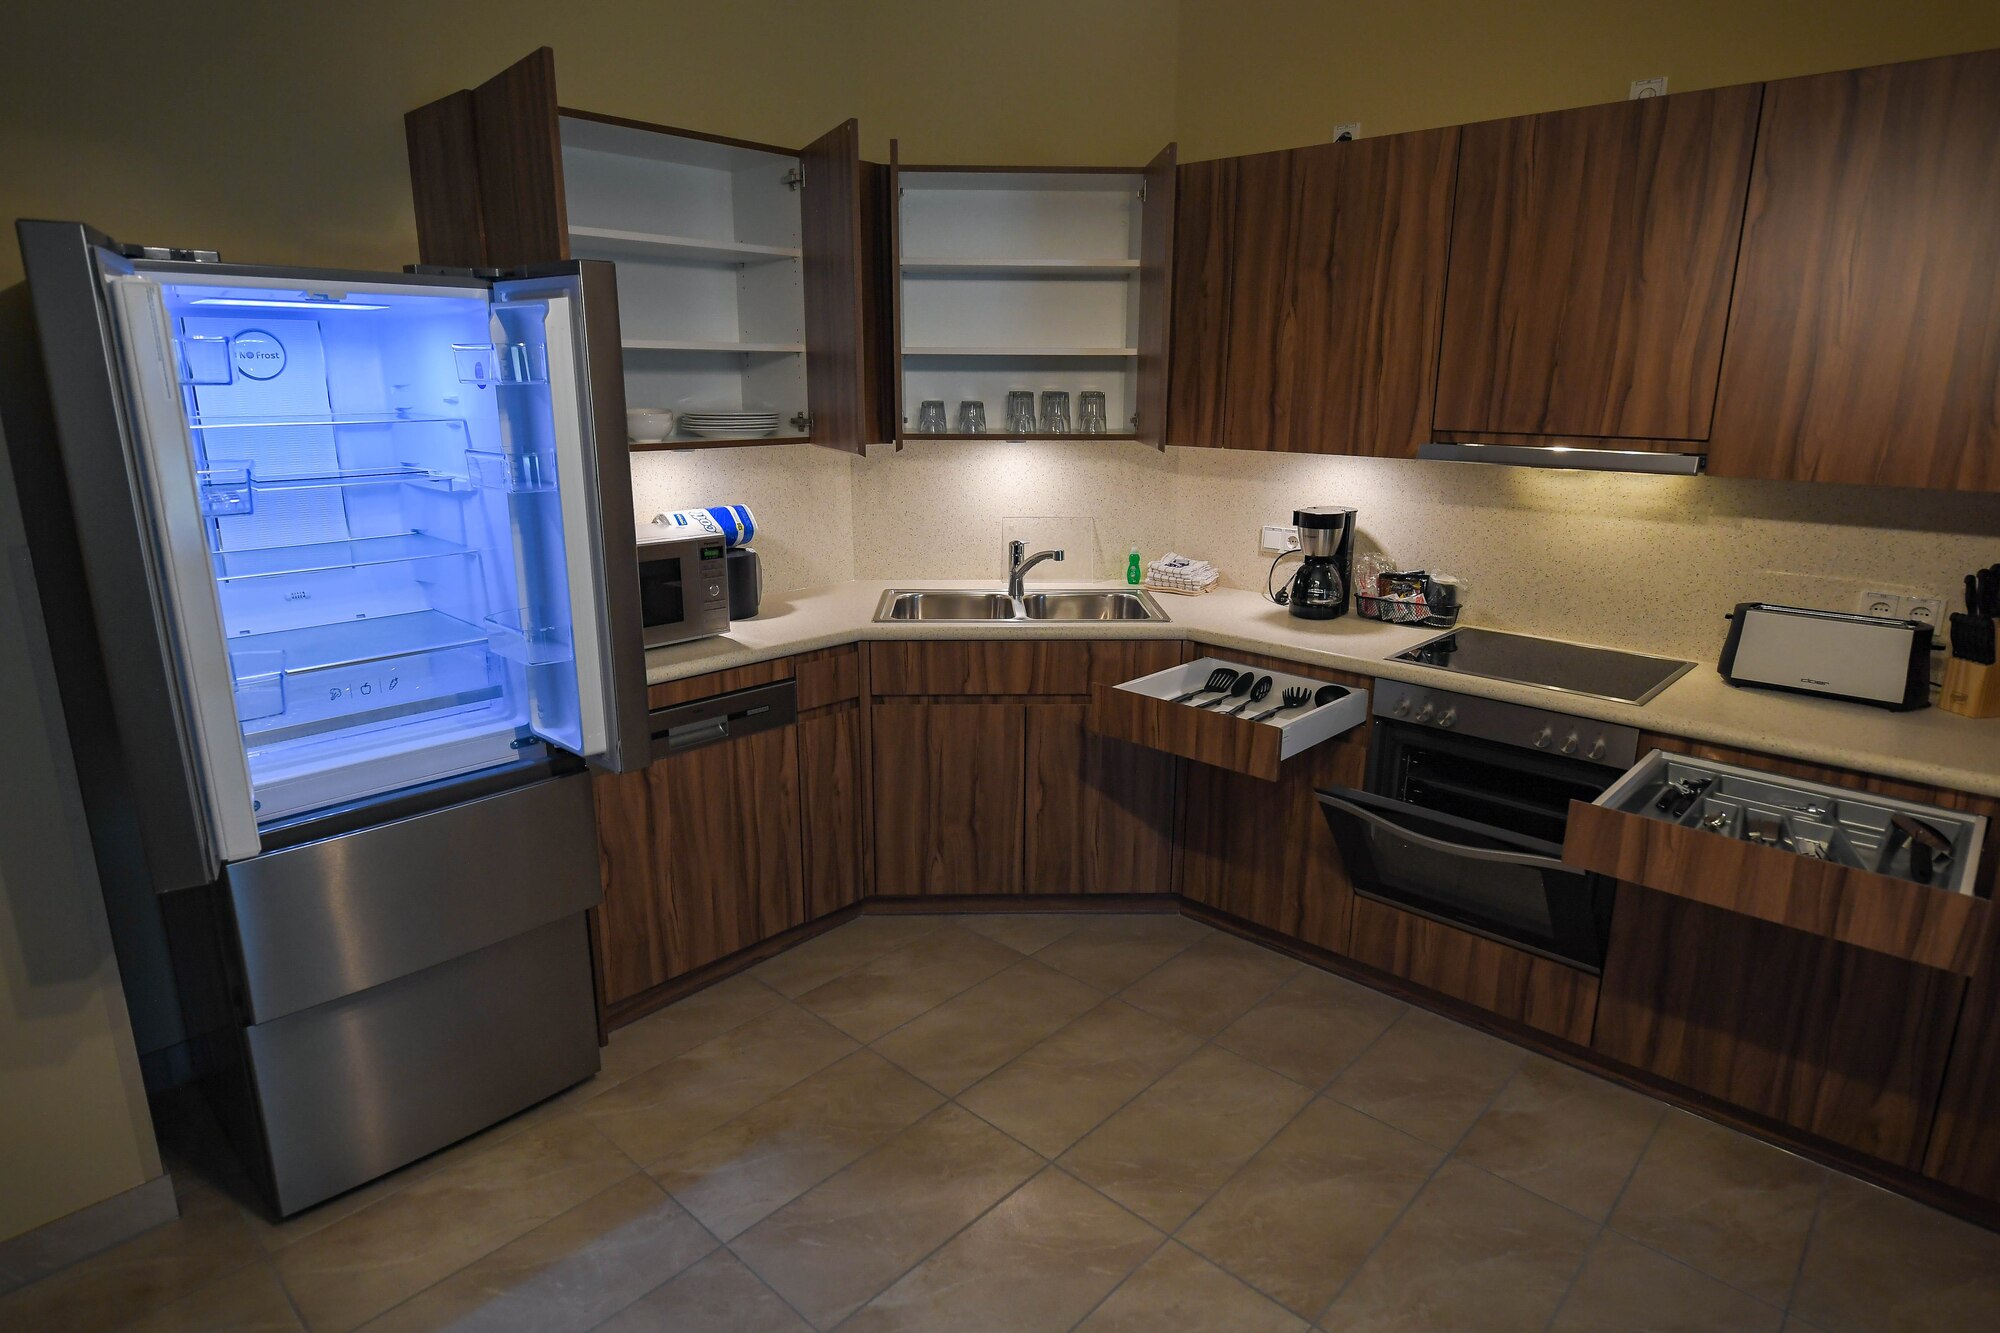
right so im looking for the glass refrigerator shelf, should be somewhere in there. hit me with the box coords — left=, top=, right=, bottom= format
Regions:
left=227, top=609, right=488, bottom=676
left=210, top=532, right=476, bottom=582
left=185, top=411, right=471, bottom=431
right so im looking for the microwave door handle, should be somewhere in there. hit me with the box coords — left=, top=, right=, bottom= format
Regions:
left=1316, top=793, right=1571, bottom=872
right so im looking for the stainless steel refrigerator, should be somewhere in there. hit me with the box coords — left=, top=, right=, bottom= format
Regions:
left=4, top=220, right=650, bottom=1215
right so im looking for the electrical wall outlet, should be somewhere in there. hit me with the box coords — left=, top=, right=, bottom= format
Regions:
left=1630, top=76, right=1668, bottom=99
left=1261, top=524, right=1300, bottom=553
left=1856, top=589, right=1948, bottom=625
left=1858, top=589, right=1903, bottom=617
left=1331, top=122, right=1361, bottom=141
left=1904, top=595, right=1946, bottom=628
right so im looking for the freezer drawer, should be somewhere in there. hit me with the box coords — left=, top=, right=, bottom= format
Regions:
left=245, top=913, right=598, bottom=1216
left=1566, top=749, right=1991, bottom=973
left=223, top=770, right=599, bottom=1023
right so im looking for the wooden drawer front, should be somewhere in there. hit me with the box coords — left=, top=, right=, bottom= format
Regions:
left=1347, top=897, right=1599, bottom=1046
left=1565, top=798, right=1991, bottom=975
left=648, top=657, right=792, bottom=710
left=1087, top=653, right=1368, bottom=782
left=870, top=641, right=1090, bottom=697
left=795, top=645, right=861, bottom=711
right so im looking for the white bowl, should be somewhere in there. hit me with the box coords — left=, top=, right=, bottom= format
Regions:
left=626, top=408, right=676, bottom=443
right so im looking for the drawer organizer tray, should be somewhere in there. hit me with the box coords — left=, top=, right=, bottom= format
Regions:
left=1085, top=655, right=1369, bottom=782
left=1567, top=749, right=1991, bottom=973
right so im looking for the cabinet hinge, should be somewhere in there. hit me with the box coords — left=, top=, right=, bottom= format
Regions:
left=783, top=166, right=804, bottom=191
left=791, top=411, right=812, bottom=433
left=1137, top=184, right=1148, bottom=203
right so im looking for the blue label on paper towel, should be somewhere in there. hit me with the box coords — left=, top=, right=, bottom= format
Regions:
left=653, top=505, right=756, bottom=547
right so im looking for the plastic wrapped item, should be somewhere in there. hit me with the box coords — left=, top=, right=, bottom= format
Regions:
left=1143, top=551, right=1220, bottom=595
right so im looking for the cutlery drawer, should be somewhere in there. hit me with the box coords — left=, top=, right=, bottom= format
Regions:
left=1566, top=749, right=1992, bottom=973
left=1085, top=655, right=1369, bottom=781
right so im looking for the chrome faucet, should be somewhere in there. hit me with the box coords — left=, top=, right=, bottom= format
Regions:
left=1006, top=539, right=1065, bottom=599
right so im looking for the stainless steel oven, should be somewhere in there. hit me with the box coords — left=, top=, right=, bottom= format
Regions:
left=1316, top=685, right=1639, bottom=972
left=635, top=533, right=732, bottom=648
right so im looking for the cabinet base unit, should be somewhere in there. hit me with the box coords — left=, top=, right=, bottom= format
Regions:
left=166, top=769, right=603, bottom=1217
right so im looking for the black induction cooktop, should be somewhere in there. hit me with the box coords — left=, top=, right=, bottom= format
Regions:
left=1393, top=627, right=1695, bottom=705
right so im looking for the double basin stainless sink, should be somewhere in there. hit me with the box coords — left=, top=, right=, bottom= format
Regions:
left=874, top=588, right=1170, bottom=623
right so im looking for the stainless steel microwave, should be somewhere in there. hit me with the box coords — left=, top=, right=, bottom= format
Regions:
left=635, top=534, right=731, bottom=648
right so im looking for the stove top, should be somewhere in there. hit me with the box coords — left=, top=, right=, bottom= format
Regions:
left=1393, top=627, right=1695, bottom=705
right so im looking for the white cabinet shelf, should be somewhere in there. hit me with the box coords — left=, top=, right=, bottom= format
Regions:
left=623, top=339, right=807, bottom=354
left=568, top=226, right=801, bottom=265
left=900, top=258, right=1139, bottom=275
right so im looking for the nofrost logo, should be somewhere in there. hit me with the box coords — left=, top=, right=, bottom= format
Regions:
left=232, top=329, right=287, bottom=379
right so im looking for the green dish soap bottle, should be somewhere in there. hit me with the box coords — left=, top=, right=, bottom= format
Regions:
left=1126, top=546, right=1143, bottom=586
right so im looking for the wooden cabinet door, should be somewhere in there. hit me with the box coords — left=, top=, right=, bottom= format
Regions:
left=1165, top=155, right=1235, bottom=448
left=871, top=701, right=1025, bottom=896
left=1135, top=142, right=1178, bottom=448
left=799, top=702, right=867, bottom=918
left=1708, top=50, right=2000, bottom=491
left=592, top=724, right=805, bottom=1008
left=405, top=47, right=568, bottom=269
left=1434, top=85, right=1759, bottom=441
left=1024, top=704, right=1177, bottom=894
left=800, top=118, right=879, bottom=455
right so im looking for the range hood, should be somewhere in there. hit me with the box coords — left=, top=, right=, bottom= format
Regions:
left=1418, top=441, right=1705, bottom=476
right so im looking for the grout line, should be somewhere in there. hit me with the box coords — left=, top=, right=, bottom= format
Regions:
left=1600, top=1106, right=1668, bottom=1228
left=1783, top=1170, right=1830, bottom=1314
left=1540, top=1226, right=1611, bottom=1333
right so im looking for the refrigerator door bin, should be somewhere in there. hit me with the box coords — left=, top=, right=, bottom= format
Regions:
left=174, top=333, right=234, bottom=384
left=484, top=606, right=577, bottom=666
left=464, top=447, right=558, bottom=493
left=453, top=340, right=549, bottom=385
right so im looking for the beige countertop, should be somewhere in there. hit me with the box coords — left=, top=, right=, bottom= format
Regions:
left=644, top=580, right=2000, bottom=799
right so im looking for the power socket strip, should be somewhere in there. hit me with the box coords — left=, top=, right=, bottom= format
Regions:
left=1859, top=589, right=1947, bottom=627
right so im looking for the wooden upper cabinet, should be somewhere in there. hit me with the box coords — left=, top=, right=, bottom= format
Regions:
left=404, top=48, right=886, bottom=453
left=1433, top=85, right=1760, bottom=442
left=1708, top=49, right=2000, bottom=491
left=1166, top=129, right=1458, bottom=454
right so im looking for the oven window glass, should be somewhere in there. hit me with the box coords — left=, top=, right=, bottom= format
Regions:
left=638, top=558, right=685, bottom=628
left=1361, top=822, right=1557, bottom=936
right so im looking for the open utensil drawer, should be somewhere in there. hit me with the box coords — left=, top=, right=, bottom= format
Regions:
left=1085, top=655, right=1369, bottom=781
left=1565, top=749, right=1992, bottom=973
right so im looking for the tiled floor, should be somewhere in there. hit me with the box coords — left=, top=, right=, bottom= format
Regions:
left=9, top=911, right=2000, bottom=1332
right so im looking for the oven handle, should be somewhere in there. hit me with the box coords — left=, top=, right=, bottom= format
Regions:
left=1316, top=792, right=1573, bottom=872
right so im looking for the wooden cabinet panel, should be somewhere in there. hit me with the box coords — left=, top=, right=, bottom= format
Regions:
left=794, top=645, right=861, bottom=711
left=871, top=701, right=1025, bottom=895
left=1708, top=50, right=2000, bottom=491
left=1347, top=898, right=1599, bottom=1046
left=799, top=702, right=867, bottom=918
left=1435, top=85, right=1759, bottom=440
left=648, top=658, right=792, bottom=711
left=1926, top=927, right=2000, bottom=1201
left=1136, top=142, right=1178, bottom=448
left=1595, top=884, right=1964, bottom=1168
left=1170, top=131, right=1456, bottom=455
left=467, top=47, right=568, bottom=269
left=800, top=119, right=874, bottom=455
left=1025, top=704, right=1177, bottom=895
left=592, top=723, right=805, bottom=1009
left=869, top=640, right=1091, bottom=697
left=404, top=89, right=488, bottom=269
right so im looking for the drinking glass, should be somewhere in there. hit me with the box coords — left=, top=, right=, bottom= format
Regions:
left=955, top=400, right=988, bottom=434
left=1005, top=390, right=1037, bottom=435
left=915, top=400, right=947, bottom=433
left=1078, top=390, right=1108, bottom=434
left=1039, top=390, right=1072, bottom=434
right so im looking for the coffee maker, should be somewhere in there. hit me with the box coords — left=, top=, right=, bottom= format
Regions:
left=1280, top=506, right=1357, bottom=620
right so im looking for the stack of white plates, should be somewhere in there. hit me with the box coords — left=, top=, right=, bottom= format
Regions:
left=679, top=410, right=782, bottom=440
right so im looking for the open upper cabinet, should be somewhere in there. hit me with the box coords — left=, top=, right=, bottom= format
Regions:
left=889, top=145, right=1177, bottom=446
left=405, top=48, right=890, bottom=453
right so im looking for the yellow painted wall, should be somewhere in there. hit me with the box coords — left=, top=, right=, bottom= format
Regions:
left=1176, top=0, right=2000, bottom=158
left=0, top=0, right=1178, bottom=287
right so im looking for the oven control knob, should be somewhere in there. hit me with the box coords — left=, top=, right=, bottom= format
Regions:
left=1531, top=725, right=1553, bottom=749
left=1560, top=731, right=1580, bottom=755
left=1436, top=707, right=1457, bottom=729
left=1588, top=736, right=1608, bottom=761
left=1413, top=701, right=1436, bottom=723
left=1392, top=696, right=1412, bottom=717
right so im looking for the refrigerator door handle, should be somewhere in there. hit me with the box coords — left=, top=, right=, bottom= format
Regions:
left=100, top=270, right=261, bottom=864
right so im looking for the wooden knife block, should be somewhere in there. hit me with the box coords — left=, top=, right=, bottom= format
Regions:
left=1940, top=656, right=2000, bottom=718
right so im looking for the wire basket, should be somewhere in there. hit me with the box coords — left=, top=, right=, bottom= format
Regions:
left=1354, top=591, right=1460, bottom=628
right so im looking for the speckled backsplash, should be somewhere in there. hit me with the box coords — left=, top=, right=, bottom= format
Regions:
left=633, top=441, right=2000, bottom=662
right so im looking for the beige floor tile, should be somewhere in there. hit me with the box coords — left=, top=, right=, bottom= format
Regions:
left=1549, top=1231, right=1785, bottom=1332
left=1076, top=1242, right=1307, bottom=1333
left=1059, top=1046, right=1311, bottom=1230
left=1215, top=967, right=1405, bottom=1088
left=957, top=999, right=1204, bottom=1157
left=841, top=1167, right=1161, bottom=1333
left=357, top=1174, right=713, bottom=1332
left=1178, top=1098, right=1442, bottom=1318
left=1321, top=1159, right=1596, bottom=1332
left=273, top=1116, right=634, bottom=1332
left=580, top=1005, right=856, bottom=1165
left=749, top=916, right=945, bottom=998
left=958, top=912, right=1093, bottom=954
left=598, top=974, right=784, bottom=1086
left=873, top=957, right=1102, bottom=1094
left=1792, top=1172, right=2000, bottom=1333
left=1454, top=1055, right=1666, bottom=1221
left=0, top=1174, right=264, bottom=1333
left=1118, top=933, right=1300, bottom=1037
left=1326, top=1008, right=1525, bottom=1149
left=1033, top=914, right=1208, bottom=991
left=649, top=1050, right=942, bottom=1239
left=729, top=1104, right=1041, bottom=1327
left=116, top=1261, right=302, bottom=1333
left=1608, top=1110, right=1823, bottom=1307
left=596, top=1249, right=810, bottom=1332
left=794, top=926, right=1022, bottom=1041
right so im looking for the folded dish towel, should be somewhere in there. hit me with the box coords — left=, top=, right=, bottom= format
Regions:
left=1146, top=552, right=1219, bottom=592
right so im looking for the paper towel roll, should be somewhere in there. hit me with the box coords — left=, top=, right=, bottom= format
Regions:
left=649, top=505, right=757, bottom=547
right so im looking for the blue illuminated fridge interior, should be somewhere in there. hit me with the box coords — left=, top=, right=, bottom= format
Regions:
left=160, top=277, right=589, bottom=824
